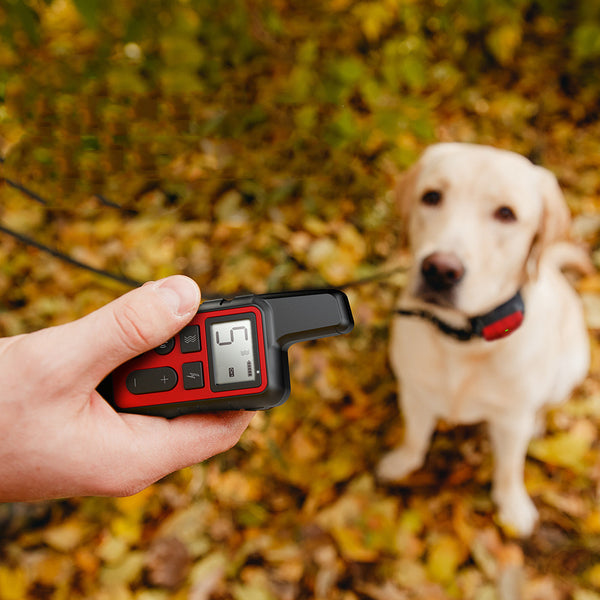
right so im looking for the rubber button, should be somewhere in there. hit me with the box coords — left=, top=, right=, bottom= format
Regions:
left=180, top=325, right=201, bottom=353
left=126, top=367, right=178, bottom=395
left=182, top=362, right=204, bottom=389
left=154, top=338, right=175, bottom=355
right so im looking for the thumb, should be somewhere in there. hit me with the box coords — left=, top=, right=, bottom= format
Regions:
left=55, top=275, right=201, bottom=385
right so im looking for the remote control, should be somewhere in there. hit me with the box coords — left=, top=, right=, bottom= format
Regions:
left=98, top=289, right=354, bottom=417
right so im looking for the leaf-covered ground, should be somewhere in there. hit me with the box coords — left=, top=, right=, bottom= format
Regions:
left=2, top=158, right=600, bottom=599
left=2, top=1, right=600, bottom=598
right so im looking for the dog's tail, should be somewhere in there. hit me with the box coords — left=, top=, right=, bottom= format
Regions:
left=543, top=241, right=595, bottom=277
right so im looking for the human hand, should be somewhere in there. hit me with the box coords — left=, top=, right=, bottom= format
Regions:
left=0, top=276, right=254, bottom=502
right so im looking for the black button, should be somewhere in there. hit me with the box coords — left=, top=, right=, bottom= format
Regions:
left=126, top=367, right=178, bottom=395
left=180, top=325, right=201, bottom=353
left=182, top=362, right=204, bottom=389
left=155, top=338, right=175, bottom=355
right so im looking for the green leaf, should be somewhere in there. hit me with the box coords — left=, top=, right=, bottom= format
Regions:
left=72, top=0, right=102, bottom=28
left=572, top=23, right=600, bottom=62
left=81, top=134, right=100, bottom=151
left=325, top=107, right=360, bottom=147
left=11, top=0, right=40, bottom=44
left=333, top=57, right=365, bottom=87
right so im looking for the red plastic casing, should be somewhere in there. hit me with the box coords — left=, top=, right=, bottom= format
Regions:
left=111, top=305, right=268, bottom=411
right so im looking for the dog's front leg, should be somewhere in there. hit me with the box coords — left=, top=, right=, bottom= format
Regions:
left=488, top=416, right=538, bottom=537
left=377, top=384, right=437, bottom=482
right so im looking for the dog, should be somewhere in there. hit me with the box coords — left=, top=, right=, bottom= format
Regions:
left=377, top=143, right=591, bottom=536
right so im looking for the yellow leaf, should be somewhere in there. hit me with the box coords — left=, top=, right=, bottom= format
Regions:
left=316, top=476, right=399, bottom=562
left=189, top=552, right=227, bottom=587
left=398, top=508, right=423, bottom=535
left=232, top=583, right=277, bottom=600
left=585, top=564, right=600, bottom=589
left=111, top=515, right=143, bottom=544
left=392, top=558, right=428, bottom=589
left=42, top=520, right=87, bottom=553
left=0, top=566, right=27, bottom=600
left=212, top=471, right=262, bottom=505
left=352, top=2, right=395, bottom=42
left=35, top=553, right=74, bottom=586
left=585, top=510, right=600, bottom=534
left=74, top=547, right=100, bottom=576
left=426, top=534, right=467, bottom=585
left=97, top=534, right=129, bottom=565
left=528, top=420, right=595, bottom=472
left=114, top=485, right=155, bottom=515
left=331, top=526, right=379, bottom=562
left=486, top=23, right=522, bottom=66
left=326, top=451, right=360, bottom=483
left=100, top=551, right=145, bottom=587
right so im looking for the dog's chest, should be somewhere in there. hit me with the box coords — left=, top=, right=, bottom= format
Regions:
left=436, top=351, right=504, bottom=423
left=391, top=318, right=526, bottom=423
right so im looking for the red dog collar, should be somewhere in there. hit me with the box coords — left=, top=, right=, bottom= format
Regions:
left=396, top=291, right=525, bottom=342
left=470, top=291, right=525, bottom=341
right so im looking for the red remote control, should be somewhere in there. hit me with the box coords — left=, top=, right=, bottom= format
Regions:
left=99, top=289, right=354, bottom=417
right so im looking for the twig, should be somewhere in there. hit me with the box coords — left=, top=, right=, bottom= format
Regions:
left=1, top=155, right=128, bottom=211
left=3, top=178, right=48, bottom=205
left=0, top=223, right=142, bottom=288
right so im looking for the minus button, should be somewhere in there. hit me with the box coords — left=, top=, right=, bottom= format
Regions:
left=126, top=367, right=178, bottom=395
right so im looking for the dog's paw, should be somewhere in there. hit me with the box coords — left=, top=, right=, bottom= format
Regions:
left=495, top=490, right=539, bottom=537
left=376, top=447, right=423, bottom=482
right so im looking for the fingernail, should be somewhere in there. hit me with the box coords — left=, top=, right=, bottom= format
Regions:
left=156, top=276, right=200, bottom=316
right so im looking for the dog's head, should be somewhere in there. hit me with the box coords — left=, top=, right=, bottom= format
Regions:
left=396, top=143, right=570, bottom=316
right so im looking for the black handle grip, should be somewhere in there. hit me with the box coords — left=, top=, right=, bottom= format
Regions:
left=261, top=289, right=354, bottom=349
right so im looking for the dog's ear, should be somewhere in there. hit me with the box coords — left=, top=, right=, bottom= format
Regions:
left=527, top=167, right=571, bottom=277
left=394, top=162, right=421, bottom=221
left=537, top=166, right=571, bottom=244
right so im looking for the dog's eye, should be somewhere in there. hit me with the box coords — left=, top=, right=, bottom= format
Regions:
left=494, top=205, right=517, bottom=223
left=421, top=190, right=442, bottom=206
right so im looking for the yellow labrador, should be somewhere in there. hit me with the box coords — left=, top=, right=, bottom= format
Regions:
left=378, top=143, right=591, bottom=536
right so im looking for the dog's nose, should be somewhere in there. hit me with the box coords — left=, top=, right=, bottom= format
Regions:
left=421, top=252, right=465, bottom=291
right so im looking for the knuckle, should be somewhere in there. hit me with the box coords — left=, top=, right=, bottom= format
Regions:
left=112, top=301, right=158, bottom=354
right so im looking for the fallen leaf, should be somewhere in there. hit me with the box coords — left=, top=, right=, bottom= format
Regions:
left=528, top=420, right=596, bottom=472
left=188, top=552, right=227, bottom=600
left=0, top=566, right=27, bottom=600
left=426, top=533, right=468, bottom=586
left=145, top=536, right=191, bottom=589
left=42, top=520, right=88, bottom=553
left=100, top=551, right=145, bottom=587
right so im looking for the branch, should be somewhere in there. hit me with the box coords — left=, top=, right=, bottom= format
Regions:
left=0, top=223, right=142, bottom=288
left=4, top=178, right=49, bottom=205
left=1, top=155, right=130, bottom=212
left=94, top=193, right=128, bottom=210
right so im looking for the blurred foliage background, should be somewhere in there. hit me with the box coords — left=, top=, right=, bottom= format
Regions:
left=2, top=0, right=600, bottom=598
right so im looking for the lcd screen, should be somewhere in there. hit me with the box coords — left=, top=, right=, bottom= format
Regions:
left=209, top=318, right=257, bottom=385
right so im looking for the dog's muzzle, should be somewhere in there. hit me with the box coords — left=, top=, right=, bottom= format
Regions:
left=420, top=252, right=465, bottom=291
